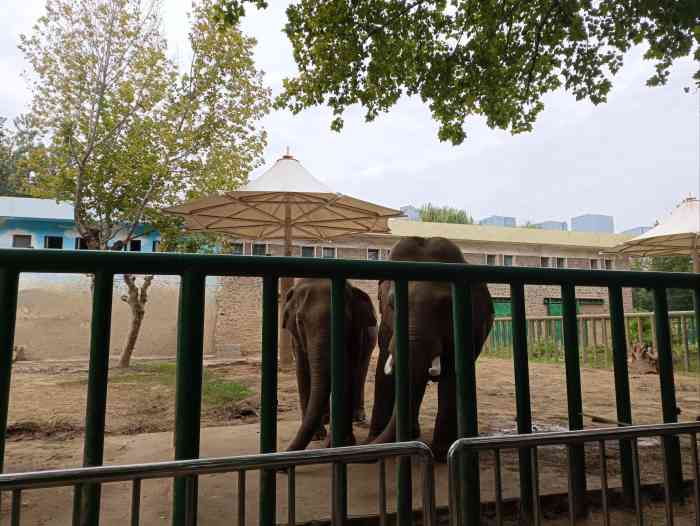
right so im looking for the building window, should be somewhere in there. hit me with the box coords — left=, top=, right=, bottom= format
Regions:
left=604, top=259, right=613, bottom=270
left=231, top=242, right=244, bottom=255
left=152, top=240, right=161, bottom=252
left=321, top=247, right=336, bottom=259
left=503, top=255, right=514, bottom=266
left=486, top=254, right=497, bottom=265
left=301, top=246, right=315, bottom=257
left=252, top=243, right=267, bottom=256
left=367, top=248, right=380, bottom=261
left=129, top=239, right=142, bottom=252
left=541, top=257, right=551, bottom=268
left=590, top=259, right=599, bottom=270
left=556, top=257, right=566, bottom=269
left=44, top=236, right=63, bottom=249
left=12, top=235, right=32, bottom=248
left=75, top=237, right=89, bottom=250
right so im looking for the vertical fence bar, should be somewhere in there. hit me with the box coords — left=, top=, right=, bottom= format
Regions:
left=631, top=439, right=643, bottom=526
left=494, top=449, right=503, bottom=526
left=173, top=272, right=206, bottom=526
left=690, top=433, right=700, bottom=526
left=561, top=284, right=586, bottom=517
left=238, top=471, right=246, bottom=526
left=599, top=440, right=610, bottom=526
left=378, top=459, right=387, bottom=526
left=331, top=277, right=349, bottom=526
left=11, top=489, right=21, bottom=526
left=608, top=286, right=635, bottom=503
left=259, top=276, right=279, bottom=526
left=394, top=279, right=412, bottom=526
left=510, top=283, right=533, bottom=519
left=660, top=437, right=675, bottom=526
left=288, top=466, right=296, bottom=526
left=0, top=268, right=19, bottom=477
left=653, top=287, right=683, bottom=496
left=131, top=479, right=141, bottom=526
left=75, top=271, right=114, bottom=526
left=452, top=282, right=479, bottom=526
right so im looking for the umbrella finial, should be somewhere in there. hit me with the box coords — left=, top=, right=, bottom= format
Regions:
left=283, top=146, right=294, bottom=160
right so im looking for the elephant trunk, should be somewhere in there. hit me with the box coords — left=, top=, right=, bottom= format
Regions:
left=287, top=339, right=330, bottom=451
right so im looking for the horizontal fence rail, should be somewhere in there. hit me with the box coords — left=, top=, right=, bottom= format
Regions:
left=1, top=248, right=700, bottom=526
left=0, top=442, right=436, bottom=526
left=448, top=422, right=700, bottom=526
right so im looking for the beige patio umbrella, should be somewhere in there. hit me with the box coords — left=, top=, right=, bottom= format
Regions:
left=604, top=197, right=700, bottom=272
left=165, top=150, right=403, bottom=364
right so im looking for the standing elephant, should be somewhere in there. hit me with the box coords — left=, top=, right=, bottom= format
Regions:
left=282, top=278, right=377, bottom=451
left=367, top=237, right=494, bottom=460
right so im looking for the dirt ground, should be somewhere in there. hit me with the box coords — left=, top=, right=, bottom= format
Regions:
left=3, top=355, right=700, bottom=524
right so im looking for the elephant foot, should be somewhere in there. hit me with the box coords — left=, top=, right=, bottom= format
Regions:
left=322, top=433, right=356, bottom=449
left=312, top=426, right=327, bottom=441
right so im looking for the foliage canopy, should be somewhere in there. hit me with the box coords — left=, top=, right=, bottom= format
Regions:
left=217, top=0, right=699, bottom=144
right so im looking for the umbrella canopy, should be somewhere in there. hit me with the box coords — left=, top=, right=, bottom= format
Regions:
left=605, top=197, right=700, bottom=270
left=165, top=152, right=403, bottom=246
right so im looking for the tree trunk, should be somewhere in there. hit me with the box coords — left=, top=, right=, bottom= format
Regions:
left=118, top=274, right=154, bottom=368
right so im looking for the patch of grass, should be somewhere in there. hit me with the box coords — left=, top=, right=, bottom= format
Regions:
left=109, top=362, right=251, bottom=407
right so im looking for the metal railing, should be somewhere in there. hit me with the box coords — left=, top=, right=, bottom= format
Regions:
left=1, top=248, right=699, bottom=526
left=448, top=421, right=700, bottom=526
left=487, top=311, right=698, bottom=371
left=0, top=441, right=435, bottom=526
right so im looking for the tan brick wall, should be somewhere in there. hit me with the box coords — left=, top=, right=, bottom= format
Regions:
left=213, top=236, right=635, bottom=354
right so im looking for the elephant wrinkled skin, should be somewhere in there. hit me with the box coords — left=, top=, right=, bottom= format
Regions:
left=282, top=278, right=377, bottom=451
left=367, top=237, right=494, bottom=460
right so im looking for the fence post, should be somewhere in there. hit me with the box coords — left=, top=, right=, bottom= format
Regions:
left=172, top=272, right=206, bottom=526
left=653, top=287, right=683, bottom=497
left=393, top=279, right=413, bottom=526
left=330, top=278, right=349, bottom=525
left=75, top=271, right=114, bottom=526
left=452, top=282, right=479, bottom=526
left=0, top=268, right=19, bottom=476
left=608, top=286, right=635, bottom=504
left=561, top=284, right=586, bottom=518
left=259, top=276, right=279, bottom=526
left=511, top=283, right=533, bottom=521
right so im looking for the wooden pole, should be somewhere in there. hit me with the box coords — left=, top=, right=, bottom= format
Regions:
left=278, top=203, right=294, bottom=367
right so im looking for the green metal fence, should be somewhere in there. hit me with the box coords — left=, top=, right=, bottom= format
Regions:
left=1, top=248, right=699, bottom=526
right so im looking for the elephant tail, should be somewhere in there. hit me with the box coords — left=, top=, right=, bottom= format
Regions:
left=286, top=343, right=330, bottom=451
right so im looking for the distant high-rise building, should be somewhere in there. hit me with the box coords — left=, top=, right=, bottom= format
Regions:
left=622, top=226, right=652, bottom=236
left=400, top=205, right=421, bottom=221
left=479, top=215, right=516, bottom=228
left=533, top=220, right=567, bottom=231
left=571, top=214, right=614, bottom=233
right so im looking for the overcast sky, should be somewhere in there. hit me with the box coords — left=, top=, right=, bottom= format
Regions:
left=1, top=2, right=698, bottom=232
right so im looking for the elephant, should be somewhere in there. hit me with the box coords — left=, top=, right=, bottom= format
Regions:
left=367, top=236, right=494, bottom=460
left=282, top=278, right=378, bottom=451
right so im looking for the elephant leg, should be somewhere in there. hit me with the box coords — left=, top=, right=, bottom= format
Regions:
left=367, top=345, right=395, bottom=441
left=432, top=372, right=458, bottom=462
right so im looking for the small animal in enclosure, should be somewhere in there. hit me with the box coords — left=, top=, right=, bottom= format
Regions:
left=367, top=236, right=494, bottom=461
left=628, top=342, right=659, bottom=375
left=282, top=278, right=377, bottom=451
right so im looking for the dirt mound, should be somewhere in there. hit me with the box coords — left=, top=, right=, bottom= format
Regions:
left=7, top=419, right=82, bottom=441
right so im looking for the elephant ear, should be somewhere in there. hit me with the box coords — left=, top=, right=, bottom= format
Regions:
left=350, top=286, right=377, bottom=329
left=282, top=286, right=297, bottom=333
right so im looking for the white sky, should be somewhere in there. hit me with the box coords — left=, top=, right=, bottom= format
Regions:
left=1, top=1, right=698, bottom=232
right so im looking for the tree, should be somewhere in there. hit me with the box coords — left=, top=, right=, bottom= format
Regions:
left=633, top=256, right=693, bottom=312
left=21, top=0, right=270, bottom=368
left=216, top=0, right=699, bottom=145
left=0, top=116, right=39, bottom=196
left=419, top=202, right=473, bottom=224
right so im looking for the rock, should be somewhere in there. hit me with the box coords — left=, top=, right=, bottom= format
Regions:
left=236, top=398, right=258, bottom=417
left=12, top=345, right=26, bottom=362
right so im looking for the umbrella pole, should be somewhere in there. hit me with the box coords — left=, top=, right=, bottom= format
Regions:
left=278, top=206, right=294, bottom=367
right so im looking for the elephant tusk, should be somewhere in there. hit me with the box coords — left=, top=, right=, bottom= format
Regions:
left=428, top=356, right=441, bottom=378
left=384, top=355, right=393, bottom=375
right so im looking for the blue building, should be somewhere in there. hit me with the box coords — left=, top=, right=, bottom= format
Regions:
left=571, top=214, right=614, bottom=234
left=622, top=226, right=652, bottom=236
left=479, top=215, right=516, bottom=228
left=533, top=220, right=568, bottom=231
left=400, top=205, right=421, bottom=221
left=0, top=196, right=160, bottom=251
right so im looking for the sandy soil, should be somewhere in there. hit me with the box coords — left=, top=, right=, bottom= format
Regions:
left=2, top=356, right=700, bottom=524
